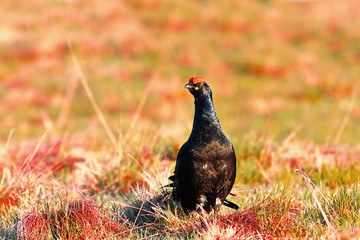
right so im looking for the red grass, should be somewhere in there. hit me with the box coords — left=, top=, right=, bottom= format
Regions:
left=0, top=190, right=19, bottom=213
left=17, top=199, right=124, bottom=240
left=204, top=200, right=304, bottom=239
left=0, top=140, right=85, bottom=212
left=9, top=140, right=85, bottom=174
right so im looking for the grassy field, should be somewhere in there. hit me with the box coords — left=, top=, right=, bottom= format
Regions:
left=1, top=0, right=360, bottom=239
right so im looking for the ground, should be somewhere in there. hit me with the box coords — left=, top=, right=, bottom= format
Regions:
left=1, top=0, right=360, bottom=239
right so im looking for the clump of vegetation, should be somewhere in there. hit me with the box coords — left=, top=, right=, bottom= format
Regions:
left=16, top=199, right=123, bottom=240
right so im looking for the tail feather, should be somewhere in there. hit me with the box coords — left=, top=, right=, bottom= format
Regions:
left=223, top=199, right=239, bottom=210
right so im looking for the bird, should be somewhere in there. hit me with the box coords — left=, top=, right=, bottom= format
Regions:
left=168, top=76, right=238, bottom=215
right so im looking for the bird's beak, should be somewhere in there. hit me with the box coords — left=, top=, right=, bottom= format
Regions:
left=184, top=83, right=193, bottom=90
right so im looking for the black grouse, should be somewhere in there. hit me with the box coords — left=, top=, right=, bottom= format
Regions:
left=168, top=76, right=238, bottom=214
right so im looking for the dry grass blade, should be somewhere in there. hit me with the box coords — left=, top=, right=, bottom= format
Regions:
left=70, top=53, right=117, bottom=148
left=281, top=125, right=302, bottom=148
left=126, top=153, right=160, bottom=189
left=5, top=129, right=14, bottom=151
left=56, top=75, right=80, bottom=133
left=332, top=92, right=356, bottom=145
left=298, top=169, right=335, bottom=232
left=0, top=168, right=11, bottom=191
left=19, top=131, right=48, bottom=170
left=125, top=75, right=156, bottom=139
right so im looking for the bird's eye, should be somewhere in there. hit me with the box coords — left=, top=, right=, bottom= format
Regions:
left=195, top=86, right=199, bottom=90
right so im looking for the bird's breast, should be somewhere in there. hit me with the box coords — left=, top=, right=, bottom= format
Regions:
left=190, top=139, right=233, bottom=159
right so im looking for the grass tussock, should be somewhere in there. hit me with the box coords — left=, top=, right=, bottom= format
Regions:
left=17, top=199, right=124, bottom=240
left=200, top=204, right=299, bottom=239
left=114, top=188, right=199, bottom=238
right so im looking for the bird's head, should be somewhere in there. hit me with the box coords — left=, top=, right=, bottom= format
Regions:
left=184, top=76, right=211, bottom=98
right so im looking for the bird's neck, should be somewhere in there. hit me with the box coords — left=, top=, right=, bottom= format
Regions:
left=192, top=95, right=222, bottom=132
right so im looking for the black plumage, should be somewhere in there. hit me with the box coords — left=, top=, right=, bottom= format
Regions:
left=169, top=76, right=238, bottom=214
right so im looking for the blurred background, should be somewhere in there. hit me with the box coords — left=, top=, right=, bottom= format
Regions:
left=1, top=0, right=360, bottom=146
